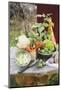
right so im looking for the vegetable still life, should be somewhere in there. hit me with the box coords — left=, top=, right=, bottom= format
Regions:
left=9, top=2, right=59, bottom=87
left=15, top=14, right=58, bottom=70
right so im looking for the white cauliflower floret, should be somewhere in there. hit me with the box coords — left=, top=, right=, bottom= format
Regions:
left=16, top=35, right=30, bottom=49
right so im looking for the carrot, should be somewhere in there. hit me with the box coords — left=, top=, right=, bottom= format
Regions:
left=25, top=41, right=43, bottom=52
left=35, top=41, right=43, bottom=49
left=25, top=47, right=32, bottom=52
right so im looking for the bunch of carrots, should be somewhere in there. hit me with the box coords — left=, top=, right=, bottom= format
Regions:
left=25, top=41, right=44, bottom=52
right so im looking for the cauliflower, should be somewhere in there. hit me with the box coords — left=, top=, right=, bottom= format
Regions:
left=16, top=35, right=30, bottom=49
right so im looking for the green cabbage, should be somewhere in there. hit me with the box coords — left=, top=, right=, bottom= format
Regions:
left=44, top=40, right=54, bottom=51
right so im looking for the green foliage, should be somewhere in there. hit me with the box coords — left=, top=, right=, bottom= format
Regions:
left=31, top=22, right=49, bottom=41
left=32, top=23, right=42, bottom=29
left=38, top=26, right=45, bottom=34
left=42, top=22, right=49, bottom=27
left=28, top=32, right=41, bottom=41
left=32, top=22, right=49, bottom=30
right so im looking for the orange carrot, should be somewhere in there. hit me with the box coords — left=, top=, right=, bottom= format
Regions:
left=25, top=41, right=43, bottom=52
left=35, top=41, right=43, bottom=49
left=25, top=47, right=32, bottom=52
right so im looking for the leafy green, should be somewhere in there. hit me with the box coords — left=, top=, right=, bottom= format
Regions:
left=44, top=40, right=54, bottom=51
left=32, top=23, right=42, bottom=29
left=42, top=22, right=49, bottom=27
left=39, top=40, right=55, bottom=55
left=39, top=48, right=52, bottom=55
left=32, top=22, right=49, bottom=30
left=28, top=32, right=41, bottom=41
left=31, top=22, right=49, bottom=41
left=38, top=26, right=45, bottom=33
